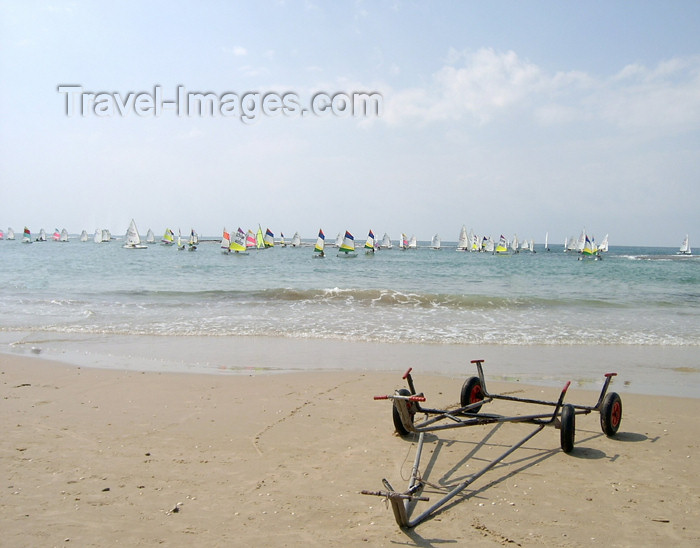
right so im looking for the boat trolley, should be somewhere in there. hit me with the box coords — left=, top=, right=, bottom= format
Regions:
left=362, top=359, right=622, bottom=528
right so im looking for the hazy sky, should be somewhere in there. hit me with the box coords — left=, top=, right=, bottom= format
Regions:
left=1, top=1, right=699, bottom=246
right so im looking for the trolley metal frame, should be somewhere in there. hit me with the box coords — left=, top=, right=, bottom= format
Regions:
left=362, top=359, right=622, bottom=528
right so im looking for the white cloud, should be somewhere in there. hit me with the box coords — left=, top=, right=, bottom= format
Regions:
left=383, top=48, right=700, bottom=137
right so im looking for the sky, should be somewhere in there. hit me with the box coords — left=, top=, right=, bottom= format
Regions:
left=1, top=0, right=699, bottom=247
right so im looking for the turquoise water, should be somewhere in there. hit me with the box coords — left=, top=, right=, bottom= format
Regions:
left=1, top=237, right=698, bottom=346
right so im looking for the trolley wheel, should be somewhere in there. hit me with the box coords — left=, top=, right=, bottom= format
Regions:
left=460, top=376, right=484, bottom=414
left=392, top=389, right=415, bottom=437
left=560, top=404, right=576, bottom=453
left=600, top=392, right=622, bottom=437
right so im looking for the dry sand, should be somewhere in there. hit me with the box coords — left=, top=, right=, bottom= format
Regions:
left=2, top=352, right=699, bottom=547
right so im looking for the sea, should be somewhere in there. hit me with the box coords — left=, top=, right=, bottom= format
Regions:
left=1, top=235, right=698, bottom=397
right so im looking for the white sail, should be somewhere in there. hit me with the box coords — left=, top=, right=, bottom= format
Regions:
left=291, top=232, right=301, bottom=247
left=381, top=233, right=392, bottom=249
left=93, top=229, right=101, bottom=243
left=101, top=229, right=111, bottom=242
left=334, top=232, right=343, bottom=247
left=431, top=234, right=441, bottom=249
left=59, top=228, right=69, bottom=242
left=679, top=234, right=691, bottom=255
left=7, top=227, right=15, bottom=240
left=123, top=219, right=147, bottom=248
left=145, top=229, right=155, bottom=243
left=456, top=225, right=468, bottom=251
left=79, top=230, right=88, bottom=242
left=544, top=232, right=549, bottom=250
left=598, top=234, right=609, bottom=253
left=408, top=235, right=417, bottom=249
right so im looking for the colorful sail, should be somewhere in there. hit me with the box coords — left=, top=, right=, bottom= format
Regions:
left=22, top=227, right=31, bottom=243
left=495, top=234, right=508, bottom=254
left=220, top=228, right=230, bottom=250
left=364, top=230, right=375, bottom=251
left=161, top=228, right=174, bottom=245
left=246, top=229, right=257, bottom=249
left=314, top=229, right=325, bottom=254
left=52, top=229, right=61, bottom=241
left=581, top=235, right=596, bottom=257
left=256, top=226, right=264, bottom=248
left=264, top=228, right=275, bottom=248
left=339, top=230, right=355, bottom=253
left=401, top=233, right=408, bottom=250
left=230, top=227, right=247, bottom=252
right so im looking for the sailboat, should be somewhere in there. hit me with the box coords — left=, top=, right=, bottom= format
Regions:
left=279, top=232, right=286, bottom=247
left=79, top=230, right=88, bottom=242
left=456, top=225, right=469, bottom=251
left=290, top=232, right=301, bottom=247
left=36, top=228, right=47, bottom=242
left=145, top=229, right=155, bottom=244
left=544, top=232, right=550, bottom=251
left=256, top=226, right=264, bottom=249
left=314, top=228, right=326, bottom=258
left=93, top=229, right=102, bottom=243
left=6, top=228, right=15, bottom=240
left=59, top=228, right=69, bottom=242
left=246, top=229, right=257, bottom=250
left=431, top=234, right=441, bottom=249
left=220, top=228, right=231, bottom=253
left=579, top=235, right=599, bottom=260
left=52, top=229, right=61, bottom=241
left=364, top=230, right=376, bottom=254
left=399, top=233, right=409, bottom=250
left=495, top=235, right=509, bottom=254
left=263, top=228, right=275, bottom=248
left=22, top=227, right=32, bottom=243
left=188, top=229, right=198, bottom=251
left=123, top=219, right=147, bottom=249
left=334, top=232, right=343, bottom=248
left=161, top=228, right=175, bottom=246
left=678, top=234, right=692, bottom=255
left=471, top=234, right=480, bottom=252
left=0, top=229, right=3, bottom=239
left=381, top=233, right=392, bottom=249
left=229, top=227, right=249, bottom=255
left=177, top=229, right=185, bottom=250
left=598, top=234, right=609, bottom=253
left=101, top=229, right=111, bottom=242
left=408, top=235, right=417, bottom=249
left=337, top=230, right=357, bottom=257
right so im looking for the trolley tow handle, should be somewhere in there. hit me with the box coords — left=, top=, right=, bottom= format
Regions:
left=545, top=381, right=571, bottom=424
left=470, top=359, right=491, bottom=397
left=360, top=489, right=430, bottom=502
left=373, top=394, right=427, bottom=402
left=402, top=367, right=417, bottom=394
left=592, top=372, right=618, bottom=410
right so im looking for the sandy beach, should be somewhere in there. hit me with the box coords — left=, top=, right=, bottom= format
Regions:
left=2, top=344, right=699, bottom=547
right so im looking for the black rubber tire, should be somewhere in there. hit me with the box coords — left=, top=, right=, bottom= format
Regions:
left=560, top=404, right=576, bottom=454
left=460, top=376, right=484, bottom=414
left=392, top=388, right=414, bottom=436
left=600, top=392, right=622, bottom=437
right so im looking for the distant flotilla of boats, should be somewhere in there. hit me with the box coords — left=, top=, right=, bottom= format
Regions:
left=1, top=223, right=692, bottom=257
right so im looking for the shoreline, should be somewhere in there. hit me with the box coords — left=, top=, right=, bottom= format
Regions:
left=2, top=352, right=699, bottom=546
left=1, top=331, right=699, bottom=398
